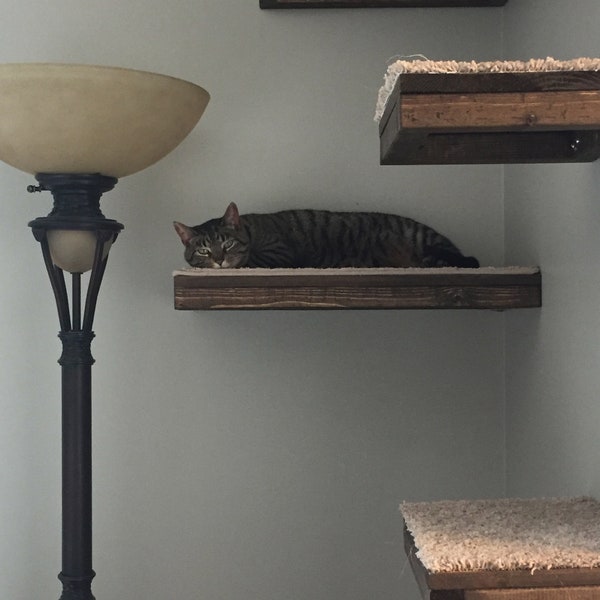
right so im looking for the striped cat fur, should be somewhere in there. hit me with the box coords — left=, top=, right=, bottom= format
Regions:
left=174, top=202, right=478, bottom=269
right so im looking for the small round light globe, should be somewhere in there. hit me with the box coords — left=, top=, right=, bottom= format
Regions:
left=46, top=230, right=111, bottom=274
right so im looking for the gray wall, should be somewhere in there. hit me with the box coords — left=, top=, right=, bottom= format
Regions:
left=504, top=0, right=600, bottom=498
left=0, top=3, right=506, bottom=600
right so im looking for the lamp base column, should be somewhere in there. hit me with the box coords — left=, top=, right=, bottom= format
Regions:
left=58, top=572, right=96, bottom=600
left=58, top=330, right=95, bottom=600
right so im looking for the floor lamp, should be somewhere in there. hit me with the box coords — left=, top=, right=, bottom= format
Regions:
left=0, top=63, right=209, bottom=600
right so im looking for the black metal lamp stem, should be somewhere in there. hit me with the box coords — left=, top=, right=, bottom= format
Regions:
left=58, top=329, right=95, bottom=600
left=29, top=173, right=124, bottom=600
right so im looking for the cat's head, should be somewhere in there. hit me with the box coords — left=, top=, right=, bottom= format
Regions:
left=174, top=202, right=250, bottom=268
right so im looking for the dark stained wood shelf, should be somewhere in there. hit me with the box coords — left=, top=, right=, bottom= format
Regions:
left=379, top=70, right=600, bottom=164
left=260, top=1, right=507, bottom=7
left=173, top=266, right=541, bottom=310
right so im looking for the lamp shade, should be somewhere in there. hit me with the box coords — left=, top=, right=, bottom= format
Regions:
left=0, top=63, right=210, bottom=178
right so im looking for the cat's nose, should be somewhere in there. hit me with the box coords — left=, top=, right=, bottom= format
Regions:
left=212, top=249, right=224, bottom=265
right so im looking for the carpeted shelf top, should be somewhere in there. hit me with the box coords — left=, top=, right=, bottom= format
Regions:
left=401, top=497, right=600, bottom=573
left=375, top=56, right=600, bottom=122
left=174, top=266, right=539, bottom=277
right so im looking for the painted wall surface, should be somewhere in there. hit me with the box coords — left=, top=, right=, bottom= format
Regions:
left=0, top=3, right=504, bottom=599
left=504, top=0, right=600, bottom=497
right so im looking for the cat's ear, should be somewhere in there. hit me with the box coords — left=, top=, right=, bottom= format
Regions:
left=222, top=202, right=241, bottom=229
left=173, top=221, right=197, bottom=246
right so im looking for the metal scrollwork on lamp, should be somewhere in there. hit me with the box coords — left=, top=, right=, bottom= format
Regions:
left=0, top=63, right=210, bottom=600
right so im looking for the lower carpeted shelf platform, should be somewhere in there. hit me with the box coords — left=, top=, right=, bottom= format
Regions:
left=401, top=497, right=600, bottom=600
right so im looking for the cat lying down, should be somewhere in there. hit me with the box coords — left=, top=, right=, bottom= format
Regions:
left=174, top=202, right=479, bottom=269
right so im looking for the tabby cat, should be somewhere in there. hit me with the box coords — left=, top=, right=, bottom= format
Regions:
left=174, top=202, right=479, bottom=269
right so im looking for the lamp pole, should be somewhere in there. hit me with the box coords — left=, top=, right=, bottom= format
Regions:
left=0, top=62, right=208, bottom=599
left=29, top=173, right=123, bottom=600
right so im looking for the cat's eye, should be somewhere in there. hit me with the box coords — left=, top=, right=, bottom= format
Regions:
left=222, top=240, right=236, bottom=251
left=195, top=248, right=211, bottom=256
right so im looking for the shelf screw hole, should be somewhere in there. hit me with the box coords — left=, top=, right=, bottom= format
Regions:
left=570, top=136, right=582, bottom=154
left=526, top=113, right=537, bottom=126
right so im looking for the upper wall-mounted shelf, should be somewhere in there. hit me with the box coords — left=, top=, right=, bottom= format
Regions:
left=173, top=266, right=541, bottom=311
left=379, top=70, right=600, bottom=164
left=260, top=1, right=506, bottom=7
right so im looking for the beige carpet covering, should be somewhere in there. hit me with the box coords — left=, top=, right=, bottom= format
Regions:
left=401, top=497, right=600, bottom=573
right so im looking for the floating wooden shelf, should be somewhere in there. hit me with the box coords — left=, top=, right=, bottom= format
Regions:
left=173, top=266, right=541, bottom=310
left=405, top=527, right=600, bottom=599
left=402, top=497, right=600, bottom=600
left=379, top=71, right=600, bottom=164
left=260, top=1, right=507, bottom=7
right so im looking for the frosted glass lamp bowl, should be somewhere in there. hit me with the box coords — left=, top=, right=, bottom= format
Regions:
left=0, top=63, right=210, bottom=178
